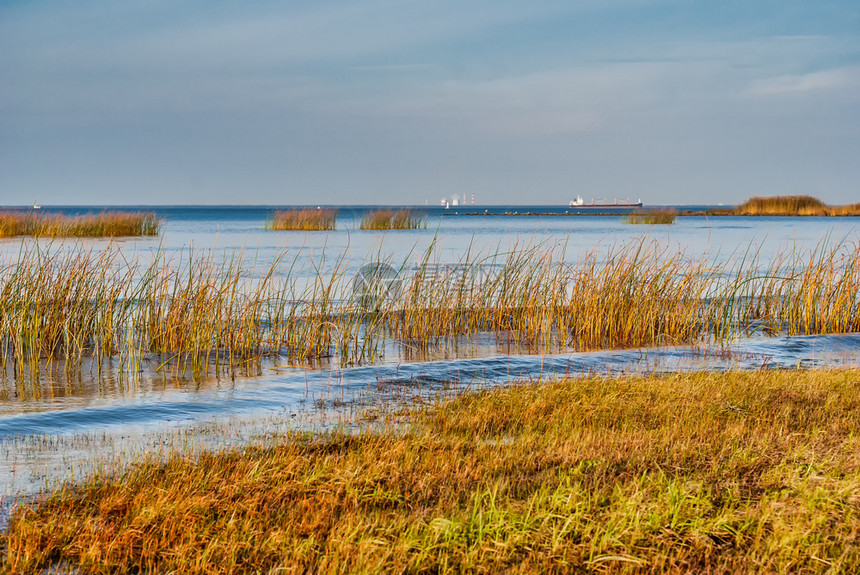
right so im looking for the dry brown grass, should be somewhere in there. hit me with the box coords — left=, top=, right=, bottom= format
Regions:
left=0, top=211, right=160, bottom=237
left=266, top=208, right=338, bottom=231
left=3, top=368, right=860, bottom=573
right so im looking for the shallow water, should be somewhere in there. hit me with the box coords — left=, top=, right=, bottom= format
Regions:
left=1, top=205, right=859, bottom=500
left=1, top=332, right=859, bottom=505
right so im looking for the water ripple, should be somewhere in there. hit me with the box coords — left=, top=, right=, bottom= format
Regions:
left=1, top=332, right=859, bottom=502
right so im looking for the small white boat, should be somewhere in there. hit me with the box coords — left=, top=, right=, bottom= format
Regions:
left=32, top=199, right=41, bottom=209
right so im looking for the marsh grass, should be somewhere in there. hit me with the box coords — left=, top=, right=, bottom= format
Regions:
left=0, top=239, right=859, bottom=379
left=0, top=245, right=353, bottom=379
left=0, top=211, right=160, bottom=237
left=720, top=195, right=860, bottom=216
left=4, top=368, right=860, bottom=573
left=386, top=240, right=714, bottom=351
left=360, top=209, right=427, bottom=230
left=265, top=208, right=338, bottom=231
left=623, top=209, right=678, bottom=224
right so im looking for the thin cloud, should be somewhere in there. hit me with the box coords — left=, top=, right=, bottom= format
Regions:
left=747, top=67, right=859, bottom=97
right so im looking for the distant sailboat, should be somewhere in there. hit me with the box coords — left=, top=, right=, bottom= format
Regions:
left=32, top=199, right=41, bottom=209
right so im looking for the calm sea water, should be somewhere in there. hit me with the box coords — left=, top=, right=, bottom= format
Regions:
left=1, top=205, right=859, bottom=499
left=6, top=204, right=856, bottom=268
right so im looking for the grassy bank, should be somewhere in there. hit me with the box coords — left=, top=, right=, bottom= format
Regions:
left=3, top=368, right=860, bottom=573
left=0, top=211, right=160, bottom=237
left=707, top=195, right=860, bottom=217
left=360, top=208, right=426, bottom=230
left=266, top=208, right=338, bottom=231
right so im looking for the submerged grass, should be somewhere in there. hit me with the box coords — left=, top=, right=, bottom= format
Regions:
left=3, top=368, right=860, bottom=573
left=0, top=211, right=160, bottom=237
left=265, top=208, right=338, bottom=231
left=1, top=238, right=860, bottom=377
left=360, top=209, right=427, bottom=230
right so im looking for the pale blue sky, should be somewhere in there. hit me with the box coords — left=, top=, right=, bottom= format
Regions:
left=1, top=0, right=858, bottom=205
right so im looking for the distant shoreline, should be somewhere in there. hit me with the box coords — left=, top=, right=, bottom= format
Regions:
left=446, top=210, right=860, bottom=217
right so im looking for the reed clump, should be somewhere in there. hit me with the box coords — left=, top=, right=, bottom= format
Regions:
left=0, top=245, right=353, bottom=379
left=0, top=210, right=160, bottom=237
left=731, top=242, right=860, bottom=336
left=360, top=208, right=427, bottom=230
left=4, top=368, right=860, bottom=573
left=387, top=240, right=711, bottom=351
left=623, top=209, right=678, bottom=224
left=387, top=238, right=860, bottom=353
left=266, top=208, right=338, bottom=231
left=2, top=239, right=860, bottom=378
left=725, top=195, right=860, bottom=216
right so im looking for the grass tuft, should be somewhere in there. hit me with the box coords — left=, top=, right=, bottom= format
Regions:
left=0, top=211, right=160, bottom=237
left=360, top=209, right=427, bottom=230
left=266, top=208, right=338, bottom=231
left=623, top=209, right=678, bottom=224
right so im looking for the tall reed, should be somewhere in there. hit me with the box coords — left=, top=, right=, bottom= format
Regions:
left=0, top=245, right=355, bottom=379
left=733, top=241, right=860, bottom=336
left=382, top=238, right=860, bottom=355
left=0, top=211, right=160, bottom=237
left=359, top=209, right=426, bottom=230
left=266, top=208, right=338, bottom=231
left=1, top=239, right=860, bottom=378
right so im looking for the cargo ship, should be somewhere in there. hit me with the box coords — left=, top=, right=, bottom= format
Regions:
left=569, top=196, right=643, bottom=208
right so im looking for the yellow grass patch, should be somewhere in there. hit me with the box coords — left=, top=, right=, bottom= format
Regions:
left=266, top=208, right=338, bottom=231
left=0, top=211, right=160, bottom=237
left=4, top=369, right=860, bottom=573
left=359, top=209, right=426, bottom=230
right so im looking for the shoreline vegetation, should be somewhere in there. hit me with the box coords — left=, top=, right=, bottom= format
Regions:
left=454, top=195, right=860, bottom=217
left=0, top=211, right=160, bottom=238
left=360, top=208, right=427, bottom=230
left=265, top=208, right=338, bottom=231
left=1, top=239, right=859, bottom=378
left=624, top=209, right=678, bottom=225
left=708, top=195, right=860, bottom=217
left=3, top=368, right=859, bottom=573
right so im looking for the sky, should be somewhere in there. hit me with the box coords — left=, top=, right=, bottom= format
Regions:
left=1, top=0, right=859, bottom=206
